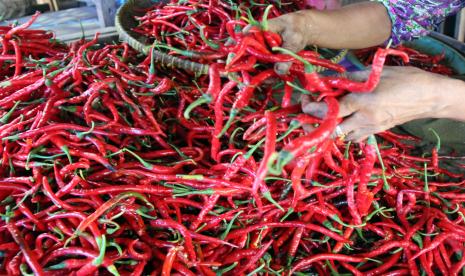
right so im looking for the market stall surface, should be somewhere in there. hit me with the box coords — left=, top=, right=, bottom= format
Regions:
left=0, top=6, right=114, bottom=41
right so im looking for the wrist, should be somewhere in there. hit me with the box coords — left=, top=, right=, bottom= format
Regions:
left=292, top=10, right=322, bottom=46
left=435, top=77, right=465, bottom=121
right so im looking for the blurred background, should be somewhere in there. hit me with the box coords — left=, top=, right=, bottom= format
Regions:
left=1, top=0, right=464, bottom=43
left=0, top=0, right=117, bottom=42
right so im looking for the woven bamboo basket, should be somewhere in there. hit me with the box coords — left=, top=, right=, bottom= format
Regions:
left=115, top=0, right=209, bottom=74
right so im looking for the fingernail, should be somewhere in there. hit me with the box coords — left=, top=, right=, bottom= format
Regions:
left=275, top=63, right=289, bottom=75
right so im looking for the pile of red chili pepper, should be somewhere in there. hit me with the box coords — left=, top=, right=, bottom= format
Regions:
left=133, top=0, right=307, bottom=64
left=0, top=1, right=464, bottom=275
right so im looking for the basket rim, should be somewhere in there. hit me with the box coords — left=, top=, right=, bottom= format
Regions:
left=115, top=0, right=152, bottom=54
left=114, top=0, right=210, bottom=74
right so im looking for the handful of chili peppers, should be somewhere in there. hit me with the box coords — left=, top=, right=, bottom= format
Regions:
left=0, top=1, right=464, bottom=275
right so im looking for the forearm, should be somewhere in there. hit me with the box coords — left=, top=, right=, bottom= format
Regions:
left=437, top=78, right=465, bottom=122
left=304, top=2, right=392, bottom=49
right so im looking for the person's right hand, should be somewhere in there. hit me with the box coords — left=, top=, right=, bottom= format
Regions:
left=301, top=66, right=465, bottom=142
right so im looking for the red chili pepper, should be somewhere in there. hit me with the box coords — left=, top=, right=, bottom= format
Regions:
left=225, top=56, right=257, bottom=72
left=292, top=254, right=364, bottom=273
left=235, top=240, right=273, bottom=274
left=211, top=80, right=237, bottom=161
left=279, top=97, right=339, bottom=165
left=356, top=136, right=377, bottom=217
left=6, top=220, right=45, bottom=275
left=162, top=247, right=179, bottom=276
left=0, top=5, right=463, bottom=275
left=251, top=110, right=277, bottom=211
left=292, top=55, right=346, bottom=73
left=326, top=48, right=410, bottom=92
left=5, top=12, right=40, bottom=40
left=234, top=69, right=276, bottom=109
left=264, top=31, right=282, bottom=48
left=225, top=222, right=347, bottom=242
left=246, top=46, right=293, bottom=63
left=226, top=36, right=272, bottom=69
left=10, top=40, right=22, bottom=77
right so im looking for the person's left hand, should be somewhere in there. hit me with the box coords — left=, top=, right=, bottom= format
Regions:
left=302, top=66, right=455, bottom=142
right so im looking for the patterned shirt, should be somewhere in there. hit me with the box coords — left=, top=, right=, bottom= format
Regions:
left=375, top=0, right=465, bottom=44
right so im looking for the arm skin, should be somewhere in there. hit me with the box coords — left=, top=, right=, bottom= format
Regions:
left=267, top=2, right=392, bottom=51
left=267, top=2, right=392, bottom=74
left=437, top=78, right=465, bottom=122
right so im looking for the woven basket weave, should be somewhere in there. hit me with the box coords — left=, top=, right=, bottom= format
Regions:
left=115, top=0, right=209, bottom=74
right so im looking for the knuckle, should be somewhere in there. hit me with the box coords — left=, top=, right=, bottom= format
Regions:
left=267, top=18, right=284, bottom=33
left=371, top=114, right=383, bottom=123
left=370, top=111, right=389, bottom=124
left=342, top=94, right=360, bottom=107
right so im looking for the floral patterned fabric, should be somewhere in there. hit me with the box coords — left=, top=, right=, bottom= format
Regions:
left=375, top=0, right=465, bottom=44
left=306, top=0, right=342, bottom=10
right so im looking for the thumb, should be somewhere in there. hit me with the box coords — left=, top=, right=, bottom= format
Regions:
left=338, top=94, right=360, bottom=118
left=242, top=24, right=254, bottom=34
left=346, top=69, right=371, bottom=82
left=302, top=95, right=360, bottom=119
left=274, top=30, right=306, bottom=75
left=301, top=95, right=327, bottom=118
left=267, top=17, right=285, bottom=35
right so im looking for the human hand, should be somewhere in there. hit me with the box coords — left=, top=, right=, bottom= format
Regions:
left=263, top=2, right=391, bottom=74
left=302, top=66, right=455, bottom=142
left=266, top=10, right=318, bottom=74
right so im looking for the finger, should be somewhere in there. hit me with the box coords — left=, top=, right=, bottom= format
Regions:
left=302, top=102, right=327, bottom=119
left=242, top=24, right=254, bottom=34
left=301, top=94, right=328, bottom=118
left=346, top=69, right=371, bottom=82
left=301, top=94, right=310, bottom=106
left=275, top=62, right=293, bottom=75
left=333, top=125, right=345, bottom=139
left=344, top=129, right=370, bottom=143
left=345, top=127, right=382, bottom=143
left=346, top=66, right=395, bottom=83
left=274, top=30, right=306, bottom=75
left=302, top=124, right=316, bottom=134
left=267, top=17, right=285, bottom=34
left=337, top=113, right=365, bottom=139
left=338, top=94, right=361, bottom=118
left=302, top=94, right=361, bottom=119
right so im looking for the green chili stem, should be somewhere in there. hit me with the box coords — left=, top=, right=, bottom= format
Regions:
left=272, top=47, right=314, bottom=73
left=218, top=109, right=238, bottom=138
left=370, top=135, right=390, bottom=191
left=261, top=5, right=274, bottom=30
left=93, top=235, right=107, bottom=266
left=184, top=94, right=212, bottom=119
left=221, top=210, right=243, bottom=240
left=0, top=101, right=20, bottom=124
left=199, top=26, right=220, bottom=50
